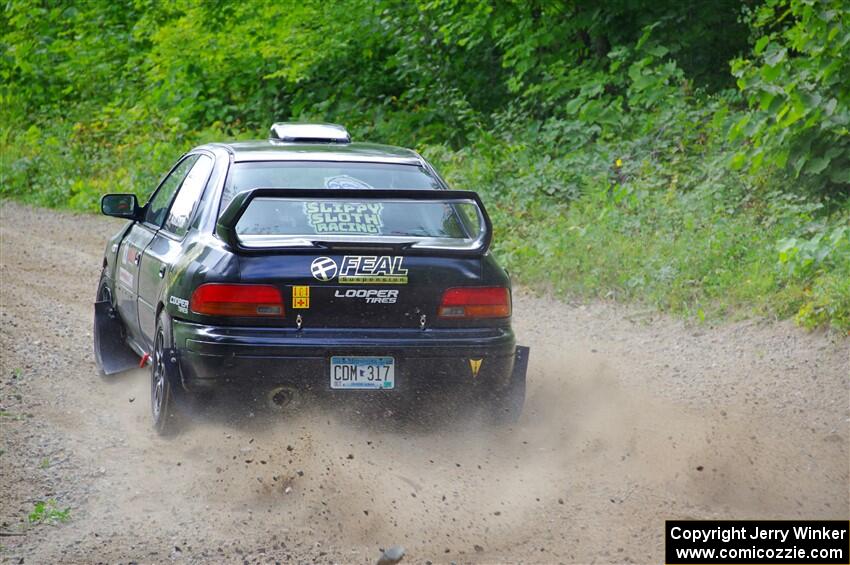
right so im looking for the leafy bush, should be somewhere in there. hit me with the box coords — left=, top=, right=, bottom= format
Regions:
left=731, top=0, right=850, bottom=194
left=1, top=0, right=848, bottom=331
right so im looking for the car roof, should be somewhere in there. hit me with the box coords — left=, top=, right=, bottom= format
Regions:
left=199, top=140, right=426, bottom=166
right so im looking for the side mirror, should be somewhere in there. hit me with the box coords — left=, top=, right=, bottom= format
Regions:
left=101, top=194, right=140, bottom=220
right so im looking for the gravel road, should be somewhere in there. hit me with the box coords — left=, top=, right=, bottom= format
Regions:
left=1, top=201, right=848, bottom=564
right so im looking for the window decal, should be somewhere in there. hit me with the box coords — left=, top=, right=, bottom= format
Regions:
left=303, top=201, right=384, bottom=235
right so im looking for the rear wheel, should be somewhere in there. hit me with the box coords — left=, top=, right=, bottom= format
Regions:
left=151, top=312, right=182, bottom=436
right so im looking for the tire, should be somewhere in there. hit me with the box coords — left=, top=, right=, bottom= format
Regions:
left=151, top=311, right=182, bottom=436
left=94, top=275, right=112, bottom=369
left=488, top=367, right=526, bottom=425
left=96, top=271, right=112, bottom=304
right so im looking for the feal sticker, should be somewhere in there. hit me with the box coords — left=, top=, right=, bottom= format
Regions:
left=339, top=256, right=407, bottom=284
left=310, top=256, right=408, bottom=285
left=303, top=201, right=384, bottom=235
left=292, top=286, right=310, bottom=309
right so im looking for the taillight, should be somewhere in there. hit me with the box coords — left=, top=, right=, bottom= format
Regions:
left=190, top=283, right=284, bottom=317
left=438, top=287, right=511, bottom=318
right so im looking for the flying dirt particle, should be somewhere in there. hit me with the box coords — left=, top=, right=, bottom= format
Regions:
left=297, top=470, right=304, bottom=477
left=493, top=511, right=501, bottom=516
left=377, top=545, right=405, bottom=565
left=347, top=454, right=354, bottom=460
left=128, top=397, right=134, bottom=403
left=474, top=544, right=484, bottom=552
left=558, top=498, right=564, bottom=504
left=364, top=510, right=369, bottom=516
left=286, top=445, right=294, bottom=452
left=696, top=466, right=704, bottom=471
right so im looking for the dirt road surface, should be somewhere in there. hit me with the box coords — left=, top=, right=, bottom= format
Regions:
left=1, top=201, right=848, bottom=564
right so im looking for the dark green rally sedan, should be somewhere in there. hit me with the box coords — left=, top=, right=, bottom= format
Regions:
left=94, top=123, right=529, bottom=434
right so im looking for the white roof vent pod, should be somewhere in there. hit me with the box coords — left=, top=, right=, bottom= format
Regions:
left=269, top=122, right=351, bottom=143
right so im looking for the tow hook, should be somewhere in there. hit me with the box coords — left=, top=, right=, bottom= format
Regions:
left=139, top=352, right=150, bottom=368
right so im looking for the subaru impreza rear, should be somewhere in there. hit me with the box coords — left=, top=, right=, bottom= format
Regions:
left=95, top=123, right=528, bottom=433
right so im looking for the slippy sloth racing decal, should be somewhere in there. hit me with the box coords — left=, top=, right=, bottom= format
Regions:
left=303, top=201, right=384, bottom=235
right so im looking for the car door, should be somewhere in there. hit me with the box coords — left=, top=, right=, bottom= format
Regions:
left=115, top=156, right=198, bottom=346
left=137, top=154, right=214, bottom=343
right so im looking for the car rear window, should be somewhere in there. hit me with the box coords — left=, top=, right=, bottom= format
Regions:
left=232, top=195, right=488, bottom=251
left=221, top=161, right=441, bottom=208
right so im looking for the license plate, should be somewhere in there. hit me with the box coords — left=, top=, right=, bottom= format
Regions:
left=330, top=356, right=395, bottom=390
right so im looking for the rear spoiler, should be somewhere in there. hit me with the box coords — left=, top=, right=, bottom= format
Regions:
left=215, top=188, right=493, bottom=256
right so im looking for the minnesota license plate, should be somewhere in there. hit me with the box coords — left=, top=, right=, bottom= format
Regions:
left=330, top=356, right=395, bottom=390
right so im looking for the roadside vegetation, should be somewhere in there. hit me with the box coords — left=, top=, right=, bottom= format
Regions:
left=1, top=0, right=848, bottom=330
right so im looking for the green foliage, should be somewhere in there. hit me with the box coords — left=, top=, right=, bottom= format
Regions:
left=28, top=500, right=71, bottom=525
left=730, top=0, right=850, bottom=193
left=1, top=0, right=848, bottom=330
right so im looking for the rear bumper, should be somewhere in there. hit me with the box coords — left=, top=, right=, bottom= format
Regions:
left=172, top=320, right=518, bottom=394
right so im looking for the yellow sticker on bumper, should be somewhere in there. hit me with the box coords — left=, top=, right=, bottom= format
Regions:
left=292, top=286, right=310, bottom=309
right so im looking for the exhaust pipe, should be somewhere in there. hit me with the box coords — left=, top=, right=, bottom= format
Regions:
left=267, top=386, right=299, bottom=411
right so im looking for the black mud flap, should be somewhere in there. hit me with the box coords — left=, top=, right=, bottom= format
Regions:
left=513, top=345, right=530, bottom=384
left=94, top=300, right=140, bottom=375
left=162, top=348, right=182, bottom=389
left=488, top=345, right=529, bottom=424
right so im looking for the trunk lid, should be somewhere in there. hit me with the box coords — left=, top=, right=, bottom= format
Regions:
left=238, top=253, right=483, bottom=328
